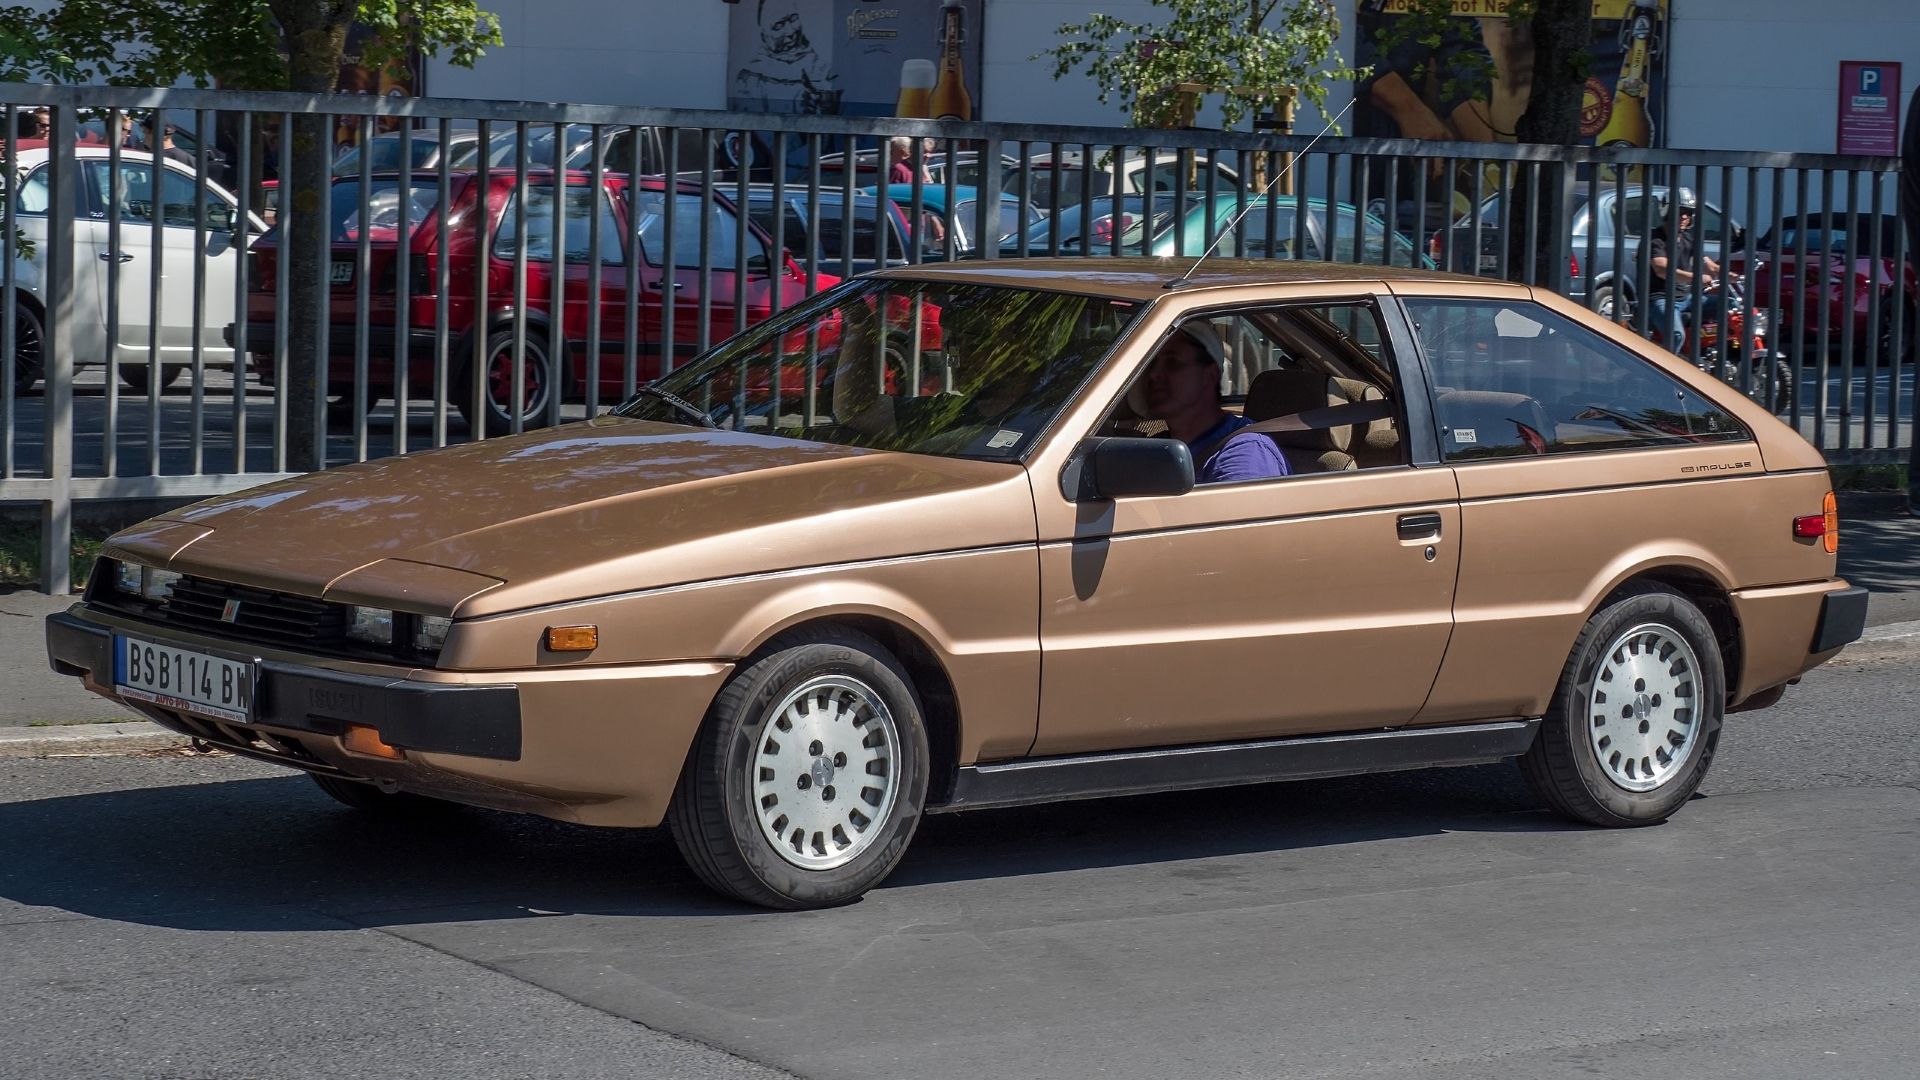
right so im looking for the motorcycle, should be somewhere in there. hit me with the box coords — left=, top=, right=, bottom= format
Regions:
left=1657, top=274, right=1794, bottom=414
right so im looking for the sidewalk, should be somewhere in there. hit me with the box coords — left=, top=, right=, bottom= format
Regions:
left=2, top=494, right=1915, bottom=752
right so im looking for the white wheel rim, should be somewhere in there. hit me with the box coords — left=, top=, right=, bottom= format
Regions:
left=1587, top=622, right=1704, bottom=793
left=751, top=675, right=901, bottom=871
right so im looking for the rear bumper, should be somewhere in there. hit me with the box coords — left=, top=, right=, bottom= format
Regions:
left=1727, top=580, right=1867, bottom=704
left=1811, top=585, right=1869, bottom=654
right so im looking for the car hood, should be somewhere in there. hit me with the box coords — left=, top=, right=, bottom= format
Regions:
left=139, top=418, right=1036, bottom=617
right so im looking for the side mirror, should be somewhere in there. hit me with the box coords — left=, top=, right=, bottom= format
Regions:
left=745, top=252, right=772, bottom=275
left=1060, top=436, right=1195, bottom=501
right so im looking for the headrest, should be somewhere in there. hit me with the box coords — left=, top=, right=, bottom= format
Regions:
left=1246, top=370, right=1350, bottom=451
left=1434, top=390, right=1550, bottom=457
left=1330, top=377, right=1397, bottom=452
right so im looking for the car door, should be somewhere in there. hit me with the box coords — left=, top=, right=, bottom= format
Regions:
left=630, top=188, right=760, bottom=376
left=13, top=161, right=108, bottom=365
left=492, top=179, right=632, bottom=403
left=1030, top=287, right=1461, bottom=756
left=86, top=158, right=241, bottom=363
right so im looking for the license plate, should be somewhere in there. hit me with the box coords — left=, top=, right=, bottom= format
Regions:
left=113, top=635, right=255, bottom=724
left=330, top=261, right=354, bottom=285
left=1478, top=253, right=1499, bottom=271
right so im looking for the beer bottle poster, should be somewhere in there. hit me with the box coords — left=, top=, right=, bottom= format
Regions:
left=1352, top=0, right=1672, bottom=154
left=725, top=0, right=985, bottom=118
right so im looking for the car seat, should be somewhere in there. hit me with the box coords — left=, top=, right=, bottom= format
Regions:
left=1243, top=370, right=1357, bottom=473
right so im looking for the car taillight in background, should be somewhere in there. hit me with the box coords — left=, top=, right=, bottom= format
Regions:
left=409, top=253, right=435, bottom=295
left=1428, top=231, right=1444, bottom=262
left=1569, top=252, right=1581, bottom=279
left=1091, top=213, right=1134, bottom=246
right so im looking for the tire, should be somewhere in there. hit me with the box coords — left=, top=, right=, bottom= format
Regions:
left=1868, top=300, right=1917, bottom=367
left=325, top=388, right=384, bottom=424
left=1520, top=582, right=1725, bottom=827
left=119, top=362, right=187, bottom=394
left=1591, top=282, right=1631, bottom=322
left=458, top=329, right=557, bottom=437
left=308, top=772, right=444, bottom=816
left=669, top=625, right=930, bottom=910
left=1764, top=358, right=1794, bottom=414
left=9, top=301, right=43, bottom=394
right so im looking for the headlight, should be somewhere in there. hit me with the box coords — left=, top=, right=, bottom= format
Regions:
left=412, top=615, right=452, bottom=653
left=347, top=606, right=394, bottom=646
left=142, top=568, right=181, bottom=601
left=113, top=561, right=179, bottom=601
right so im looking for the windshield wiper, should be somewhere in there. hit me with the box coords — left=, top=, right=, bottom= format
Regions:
left=632, top=384, right=718, bottom=429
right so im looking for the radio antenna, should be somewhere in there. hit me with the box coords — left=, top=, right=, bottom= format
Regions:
left=1165, top=95, right=1356, bottom=290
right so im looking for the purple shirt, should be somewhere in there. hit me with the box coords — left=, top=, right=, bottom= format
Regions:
left=1191, top=414, right=1291, bottom=485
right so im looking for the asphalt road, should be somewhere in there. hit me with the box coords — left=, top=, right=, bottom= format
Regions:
left=1, top=636, right=1916, bottom=1080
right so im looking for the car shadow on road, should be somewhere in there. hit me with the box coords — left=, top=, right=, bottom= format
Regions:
left=0, top=759, right=1577, bottom=930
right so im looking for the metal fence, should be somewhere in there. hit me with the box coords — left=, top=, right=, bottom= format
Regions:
left=3, top=83, right=1911, bottom=592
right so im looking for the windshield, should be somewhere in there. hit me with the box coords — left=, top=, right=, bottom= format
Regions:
left=613, top=279, right=1144, bottom=461
left=328, top=179, right=443, bottom=242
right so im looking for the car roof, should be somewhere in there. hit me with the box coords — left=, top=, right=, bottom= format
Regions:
left=870, top=257, right=1484, bottom=299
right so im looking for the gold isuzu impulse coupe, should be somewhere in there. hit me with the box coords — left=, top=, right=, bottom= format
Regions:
left=48, top=259, right=1866, bottom=909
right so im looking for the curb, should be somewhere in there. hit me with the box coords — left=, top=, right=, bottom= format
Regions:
left=0, top=721, right=189, bottom=758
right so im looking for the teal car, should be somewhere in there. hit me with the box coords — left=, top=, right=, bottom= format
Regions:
left=1003, top=193, right=1432, bottom=267
left=869, top=184, right=1043, bottom=255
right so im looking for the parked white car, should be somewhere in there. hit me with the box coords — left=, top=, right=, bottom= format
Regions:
left=8, top=146, right=265, bottom=392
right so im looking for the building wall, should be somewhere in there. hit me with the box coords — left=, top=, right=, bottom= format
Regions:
left=405, top=0, right=1910, bottom=156
left=1663, top=0, right=1919, bottom=155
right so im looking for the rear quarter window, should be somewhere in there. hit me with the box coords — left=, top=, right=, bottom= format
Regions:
left=1405, top=298, right=1749, bottom=461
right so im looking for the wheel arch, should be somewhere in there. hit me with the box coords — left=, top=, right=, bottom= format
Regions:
left=742, top=608, right=964, bottom=808
left=1596, top=564, right=1742, bottom=707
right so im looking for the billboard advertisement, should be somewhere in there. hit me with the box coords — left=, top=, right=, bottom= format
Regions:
left=1355, top=0, right=1671, bottom=185
left=725, top=0, right=984, bottom=118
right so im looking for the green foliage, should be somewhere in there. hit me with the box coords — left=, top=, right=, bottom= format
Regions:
left=0, top=0, right=501, bottom=91
left=1035, top=0, right=1366, bottom=130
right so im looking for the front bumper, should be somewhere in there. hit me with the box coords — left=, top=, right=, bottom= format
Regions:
left=47, top=610, right=521, bottom=760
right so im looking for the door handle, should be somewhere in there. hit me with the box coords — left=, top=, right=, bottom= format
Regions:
left=1397, top=512, right=1443, bottom=541
left=645, top=280, right=685, bottom=292
left=99, top=251, right=135, bottom=263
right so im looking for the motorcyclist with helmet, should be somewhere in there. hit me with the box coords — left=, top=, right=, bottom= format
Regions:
left=1645, top=187, right=1723, bottom=353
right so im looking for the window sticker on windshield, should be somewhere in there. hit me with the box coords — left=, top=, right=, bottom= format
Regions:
left=987, top=429, right=1023, bottom=450
left=1454, top=428, right=1478, bottom=444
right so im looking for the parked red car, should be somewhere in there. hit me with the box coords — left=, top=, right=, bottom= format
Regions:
left=1739, top=212, right=1917, bottom=362
left=231, top=171, right=838, bottom=434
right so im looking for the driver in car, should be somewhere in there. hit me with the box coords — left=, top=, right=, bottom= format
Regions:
left=1137, top=324, right=1290, bottom=484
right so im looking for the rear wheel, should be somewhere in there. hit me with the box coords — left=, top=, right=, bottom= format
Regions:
left=1521, top=582, right=1724, bottom=827
left=669, top=626, right=929, bottom=909
left=1869, top=299, right=1917, bottom=366
left=119, top=362, right=186, bottom=394
left=459, top=329, right=556, bottom=437
left=1591, top=282, right=1632, bottom=322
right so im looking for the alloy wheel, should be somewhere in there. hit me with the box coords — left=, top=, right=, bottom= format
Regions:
left=751, top=674, right=902, bottom=871
left=1586, top=622, right=1703, bottom=793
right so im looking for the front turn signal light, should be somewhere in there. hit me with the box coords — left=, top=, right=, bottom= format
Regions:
left=343, top=724, right=404, bottom=760
left=545, top=625, right=599, bottom=652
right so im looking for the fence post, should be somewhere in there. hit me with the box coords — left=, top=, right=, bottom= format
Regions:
left=39, top=105, right=75, bottom=596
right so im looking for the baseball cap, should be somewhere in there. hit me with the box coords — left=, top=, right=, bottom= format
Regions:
left=1179, top=322, right=1226, bottom=368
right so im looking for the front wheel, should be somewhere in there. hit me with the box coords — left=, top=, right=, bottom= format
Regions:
left=1520, top=582, right=1725, bottom=826
left=119, top=362, right=187, bottom=394
left=669, top=626, right=930, bottom=909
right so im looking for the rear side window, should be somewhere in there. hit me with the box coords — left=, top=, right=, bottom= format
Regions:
left=631, top=190, right=766, bottom=271
left=1406, top=298, right=1748, bottom=461
left=492, top=184, right=623, bottom=265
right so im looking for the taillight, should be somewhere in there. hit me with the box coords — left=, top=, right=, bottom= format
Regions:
left=1569, top=252, right=1581, bottom=279
left=409, top=253, right=434, bottom=296
left=1091, top=213, right=1132, bottom=246
left=1793, top=491, right=1840, bottom=554
left=1428, top=231, right=1443, bottom=261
